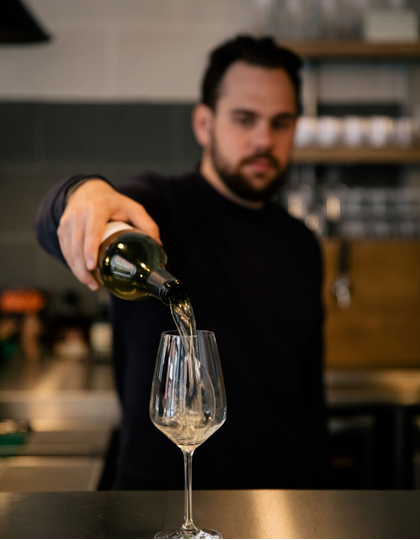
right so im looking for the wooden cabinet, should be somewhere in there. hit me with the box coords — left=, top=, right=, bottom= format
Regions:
left=322, top=239, right=420, bottom=368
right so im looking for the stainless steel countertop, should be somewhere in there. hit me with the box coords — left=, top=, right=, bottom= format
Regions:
left=0, top=357, right=121, bottom=422
left=1, top=490, right=420, bottom=539
left=326, top=369, right=420, bottom=406
left=2, top=363, right=420, bottom=492
left=0, top=358, right=119, bottom=491
left=3, top=359, right=420, bottom=422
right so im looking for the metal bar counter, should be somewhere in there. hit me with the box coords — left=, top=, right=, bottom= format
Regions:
left=1, top=490, right=420, bottom=539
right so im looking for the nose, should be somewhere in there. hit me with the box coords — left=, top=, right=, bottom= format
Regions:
left=253, top=122, right=274, bottom=152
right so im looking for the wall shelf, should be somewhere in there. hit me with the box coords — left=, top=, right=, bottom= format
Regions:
left=293, top=145, right=420, bottom=164
left=281, top=40, right=420, bottom=60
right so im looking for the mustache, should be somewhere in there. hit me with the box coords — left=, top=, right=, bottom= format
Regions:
left=240, top=153, right=281, bottom=169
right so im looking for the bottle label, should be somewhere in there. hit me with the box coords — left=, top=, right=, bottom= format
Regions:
left=102, top=221, right=133, bottom=242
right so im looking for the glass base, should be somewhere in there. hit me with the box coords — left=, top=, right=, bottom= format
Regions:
left=154, top=527, right=222, bottom=539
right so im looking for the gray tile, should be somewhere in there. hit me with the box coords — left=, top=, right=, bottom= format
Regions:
left=37, top=251, right=97, bottom=316
left=0, top=162, right=117, bottom=231
left=0, top=164, right=53, bottom=230
left=44, top=103, right=174, bottom=163
left=0, top=103, right=37, bottom=162
left=0, top=101, right=200, bottom=169
left=0, top=99, right=203, bottom=303
left=0, top=241, right=40, bottom=288
left=170, top=103, right=202, bottom=164
left=112, top=161, right=198, bottom=184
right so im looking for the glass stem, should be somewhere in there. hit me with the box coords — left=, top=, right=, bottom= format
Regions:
left=182, top=450, right=196, bottom=532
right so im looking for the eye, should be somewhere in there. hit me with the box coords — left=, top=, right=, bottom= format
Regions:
left=272, top=118, right=293, bottom=130
left=233, top=113, right=255, bottom=127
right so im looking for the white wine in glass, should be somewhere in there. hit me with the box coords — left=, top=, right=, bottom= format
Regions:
left=149, top=330, right=227, bottom=539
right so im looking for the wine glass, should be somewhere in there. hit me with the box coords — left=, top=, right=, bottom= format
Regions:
left=149, top=330, right=227, bottom=539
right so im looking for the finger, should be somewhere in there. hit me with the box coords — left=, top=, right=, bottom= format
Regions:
left=57, top=218, right=77, bottom=276
left=83, top=208, right=109, bottom=271
left=69, top=219, right=100, bottom=291
left=125, top=201, right=162, bottom=245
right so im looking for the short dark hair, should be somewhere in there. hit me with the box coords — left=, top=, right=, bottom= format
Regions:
left=201, top=35, right=303, bottom=114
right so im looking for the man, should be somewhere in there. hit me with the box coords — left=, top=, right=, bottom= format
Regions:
left=35, top=35, right=326, bottom=490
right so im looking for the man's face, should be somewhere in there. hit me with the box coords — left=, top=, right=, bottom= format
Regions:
left=209, top=61, right=298, bottom=202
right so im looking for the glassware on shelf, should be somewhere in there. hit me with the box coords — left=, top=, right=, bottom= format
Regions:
left=370, top=220, right=391, bottom=238
left=368, top=188, right=389, bottom=217
left=321, top=0, right=370, bottom=40
left=393, top=117, right=420, bottom=146
left=342, top=116, right=368, bottom=147
left=283, top=166, right=316, bottom=220
left=294, top=115, right=419, bottom=148
left=283, top=176, right=420, bottom=240
left=397, top=220, right=418, bottom=237
left=366, top=116, right=395, bottom=147
left=394, top=187, right=420, bottom=219
left=270, top=0, right=321, bottom=40
left=315, top=116, right=343, bottom=146
left=304, top=209, right=327, bottom=237
left=294, top=117, right=317, bottom=147
left=341, top=219, right=368, bottom=239
left=344, top=189, right=364, bottom=218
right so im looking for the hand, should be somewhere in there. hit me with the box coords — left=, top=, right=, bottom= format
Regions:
left=57, top=179, right=161, bottom=291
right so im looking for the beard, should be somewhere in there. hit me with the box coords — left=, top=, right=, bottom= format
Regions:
left=210, top=135, right=288, bottom=203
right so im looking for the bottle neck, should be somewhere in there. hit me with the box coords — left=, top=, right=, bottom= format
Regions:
left=146, top=269, right=189, bottom=306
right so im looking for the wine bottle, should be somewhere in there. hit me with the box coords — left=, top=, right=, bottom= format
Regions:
left=94, top=222, right=188, bottom=305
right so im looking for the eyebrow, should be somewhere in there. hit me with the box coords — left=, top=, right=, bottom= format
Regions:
left=231, top=109, right=298, bottom=120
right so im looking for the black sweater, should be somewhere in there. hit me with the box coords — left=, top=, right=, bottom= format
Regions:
left=35, top=170, right=326, bottom=490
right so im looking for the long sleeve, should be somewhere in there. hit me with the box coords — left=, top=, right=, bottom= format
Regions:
left=300, top=236, right=327, bottom=487
left=34, top=174, right=112, bottom=264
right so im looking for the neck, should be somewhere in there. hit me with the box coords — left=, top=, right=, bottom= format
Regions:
left=200, top=154, right=264, bottom=210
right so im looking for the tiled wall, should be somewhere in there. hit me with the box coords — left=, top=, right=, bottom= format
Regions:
left=0, top=102, right=201, bottom=313
left=3, top=0, right=419, bottom=107
left=1, top=0, right=265, bottom=101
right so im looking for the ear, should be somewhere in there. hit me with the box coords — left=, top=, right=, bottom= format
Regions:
left=191, top=103, right=213, bottom=147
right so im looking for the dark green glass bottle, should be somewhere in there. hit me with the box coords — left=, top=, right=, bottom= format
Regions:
left=94, top=222, right=188, bottom=305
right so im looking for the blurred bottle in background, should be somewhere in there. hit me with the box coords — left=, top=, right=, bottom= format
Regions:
left=269, top=0, right=321, bottom=40
left=322, top=167, right=347, bottom=237
left=49, top=290, right=91, bottom=361
left=0, top=316, right=20, bottom=364
left=322, top=0, right=369, bottom=40
left=0, top=289, right=47, bottom=366
left=89, top=289, right=112, bottom=364
left=268, top=0, right=420, bottom=42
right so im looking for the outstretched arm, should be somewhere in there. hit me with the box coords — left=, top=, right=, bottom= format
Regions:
left=34, top=174, right=161, bottom=291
